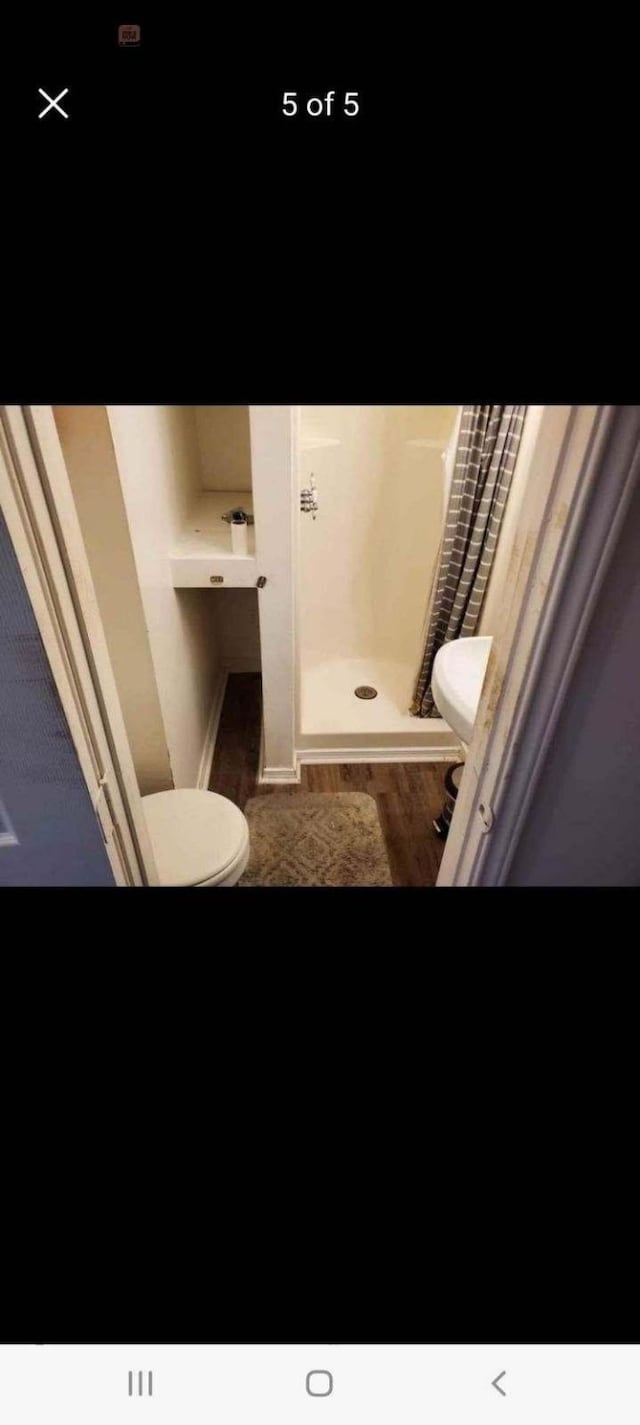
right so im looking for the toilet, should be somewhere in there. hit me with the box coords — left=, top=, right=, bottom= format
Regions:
left=141, top=790, right=250, bottom=887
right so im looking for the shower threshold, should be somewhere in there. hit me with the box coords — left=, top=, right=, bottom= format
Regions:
left=298, top=657, right=460, bottom=758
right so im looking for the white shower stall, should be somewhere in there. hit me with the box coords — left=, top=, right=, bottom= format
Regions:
left=294, top=405, right=461, bottom=759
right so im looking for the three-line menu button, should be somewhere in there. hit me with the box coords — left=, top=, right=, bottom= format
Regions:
left=128, top=1371, right=153, bottom=1397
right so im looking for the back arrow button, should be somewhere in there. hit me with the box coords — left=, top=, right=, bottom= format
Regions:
left=492, top=1371, right=507, bottom=1396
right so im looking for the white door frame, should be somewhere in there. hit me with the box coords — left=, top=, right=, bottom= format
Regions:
left=438, top=404, right=640, bottom=886
left=0, top=405, right=159, bottom=886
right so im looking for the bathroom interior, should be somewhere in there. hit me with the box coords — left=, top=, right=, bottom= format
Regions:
left=50, top=404, right=537, bottom=886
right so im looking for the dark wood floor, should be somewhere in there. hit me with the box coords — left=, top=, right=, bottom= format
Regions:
left=209, top=674, right=453, bottom=886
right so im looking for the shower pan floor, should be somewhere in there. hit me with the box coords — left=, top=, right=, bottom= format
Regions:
left=299, top=658, right=458, bottom=754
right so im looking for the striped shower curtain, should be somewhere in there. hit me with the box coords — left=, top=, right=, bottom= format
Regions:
left=411, top=405, right=526, bottom=718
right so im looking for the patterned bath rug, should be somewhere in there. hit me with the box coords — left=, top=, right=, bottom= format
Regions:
left=238, top=792, right=393, bottom=887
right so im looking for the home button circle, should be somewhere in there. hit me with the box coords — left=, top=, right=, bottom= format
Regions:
left=306, top=1370, right=333, bottom=1397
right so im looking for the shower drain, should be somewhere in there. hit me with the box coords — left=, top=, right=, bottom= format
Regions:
left=354, top=685, right=378, bottom=699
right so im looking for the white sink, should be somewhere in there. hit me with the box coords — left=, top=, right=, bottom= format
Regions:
left=432, top=636, right=493, bottom=745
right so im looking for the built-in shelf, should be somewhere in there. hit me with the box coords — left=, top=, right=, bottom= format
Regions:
left=300, top=436, right=342, bottom=450
left=170, top=491, right=257, bottom=588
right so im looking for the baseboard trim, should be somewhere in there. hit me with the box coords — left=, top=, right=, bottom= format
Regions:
left=297, top=744, right=461, bottom=765
left=197, top=672, right=228, bottom=790
left=258, top=767, right=302, bottom=783
left=257, top=745, right=458, bottom=781
left=256, top=717, right=265, bottom=784
left=258, top=762, right=302, bottom=784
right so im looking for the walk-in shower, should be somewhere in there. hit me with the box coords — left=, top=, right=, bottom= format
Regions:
left=295, top=406, right=462, bottom=759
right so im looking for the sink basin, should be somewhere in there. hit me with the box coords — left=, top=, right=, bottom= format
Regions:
left=432, top=636, right=493, bottom=745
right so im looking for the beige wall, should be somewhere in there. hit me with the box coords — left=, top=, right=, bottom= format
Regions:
left=195, top=407, right=252, bottom=490
left=298, top=406, right=458, bottom=671
left=479, top=407, right=544, bottom=637
left=107, top=406, right=221, bottom=788
left=52, top=406, right=173, bottom=795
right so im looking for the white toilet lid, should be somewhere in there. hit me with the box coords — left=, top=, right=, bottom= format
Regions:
left=142, top=790, right=249, bottom=887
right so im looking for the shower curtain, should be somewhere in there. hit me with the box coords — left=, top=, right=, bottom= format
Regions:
left=411, top=405, right=526, bottom=718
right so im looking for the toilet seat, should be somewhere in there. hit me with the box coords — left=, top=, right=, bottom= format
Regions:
left=141, top=790, right=249, bottom=887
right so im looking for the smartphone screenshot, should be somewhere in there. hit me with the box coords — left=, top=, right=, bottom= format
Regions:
left=1, top=12, right=637, bottom=1420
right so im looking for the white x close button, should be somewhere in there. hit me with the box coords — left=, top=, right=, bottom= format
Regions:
left=38, top=88, right=69, bottom=119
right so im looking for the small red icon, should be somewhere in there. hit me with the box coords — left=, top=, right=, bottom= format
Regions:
left=118, top=24, right=141, bottom=45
